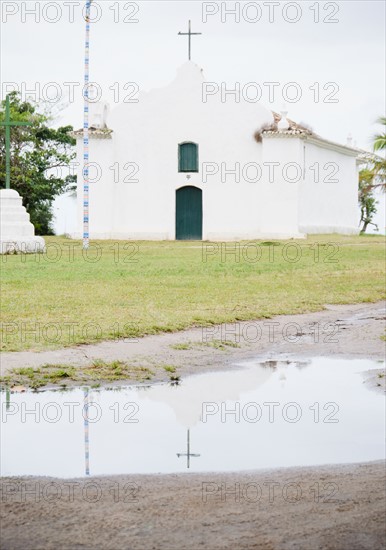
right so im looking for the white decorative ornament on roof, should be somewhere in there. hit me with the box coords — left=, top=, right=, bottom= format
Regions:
left=278, top=109, right=290, bottom=131
left=90, top=100, right=109, bottom=129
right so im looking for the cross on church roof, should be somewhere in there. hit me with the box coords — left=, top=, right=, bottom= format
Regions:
left=178, top=20, right=202, bottom=61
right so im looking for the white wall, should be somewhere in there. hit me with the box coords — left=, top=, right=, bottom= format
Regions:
left=52, top=191, right=77, bottom=236
left=260, top=136, right=304, bottom=237
left=298, top=140, right=359, bottom=234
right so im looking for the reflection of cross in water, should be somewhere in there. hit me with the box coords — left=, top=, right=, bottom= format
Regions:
left=84, top=388, right=90, bottom=476
left=177, top=429, right=200, bottom=469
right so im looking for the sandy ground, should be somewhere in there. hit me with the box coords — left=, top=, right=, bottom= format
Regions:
left=1, top=302, right=385, bottom=549
left=1, top=462, right=385, bottom=550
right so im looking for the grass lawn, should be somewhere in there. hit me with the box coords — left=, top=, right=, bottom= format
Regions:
left=1, top=234, right=385, bottom=352
left=0, top=361, right=159, bottom=390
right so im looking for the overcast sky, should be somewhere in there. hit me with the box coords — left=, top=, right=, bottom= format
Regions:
left=2, top=1, right=385, bottom=149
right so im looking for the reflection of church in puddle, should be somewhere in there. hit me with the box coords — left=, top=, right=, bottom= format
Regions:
left=4, top=359, right=382, bottom=478
left=80, top=360, right=310, bottom=474
left=144, top=360, right=311, bottom=469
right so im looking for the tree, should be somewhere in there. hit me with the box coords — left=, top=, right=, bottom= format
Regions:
left=357, top=117, right=386, bottom=233
left=359, top=168, right=378, bottom=234
left=371, top=116, right=386, bottom=191
left=373, top=116, right=386, bottom=152
left=0, top=92, right=76, bottom=234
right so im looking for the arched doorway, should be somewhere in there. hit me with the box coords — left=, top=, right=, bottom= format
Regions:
left=175, top=186, right=202, bottom=240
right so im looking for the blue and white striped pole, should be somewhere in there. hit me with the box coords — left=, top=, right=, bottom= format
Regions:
left=83, top=0, right=93, bottom=250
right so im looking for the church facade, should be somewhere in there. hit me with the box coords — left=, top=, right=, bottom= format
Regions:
left=72, top=62, right=360, bottom=241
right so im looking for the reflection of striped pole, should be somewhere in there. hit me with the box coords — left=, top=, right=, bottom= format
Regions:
left=84, top=388, right=90, bottom=476
left=83, top=0, right=93, bottom=250
left=6, top=387, right=10, bottom=411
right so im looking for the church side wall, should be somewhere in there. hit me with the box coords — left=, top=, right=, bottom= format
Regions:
left=260, top=136, right=304, bottom=237
left=298, top=142, right=359, bottom=234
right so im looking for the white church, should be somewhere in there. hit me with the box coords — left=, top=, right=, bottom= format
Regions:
left=70, top=61, right=361, bottom=241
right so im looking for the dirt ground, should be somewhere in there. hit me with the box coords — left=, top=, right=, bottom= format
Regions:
left=1, top=302, right=385, bottom=386
left=1, top=462, right=385, bottom=550
left=0, top=302, right=385, bottom=549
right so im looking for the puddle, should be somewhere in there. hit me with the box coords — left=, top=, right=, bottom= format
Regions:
left=0, top=357, right=384, bottom=477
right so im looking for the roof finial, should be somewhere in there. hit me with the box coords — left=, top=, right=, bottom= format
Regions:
left=278, top=106, right=289, bottom=131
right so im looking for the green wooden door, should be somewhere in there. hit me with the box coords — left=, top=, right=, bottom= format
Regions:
left=176, top=186, right=203, bottom=240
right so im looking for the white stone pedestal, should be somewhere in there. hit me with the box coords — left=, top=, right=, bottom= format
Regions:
left=0, top=189, right=45, bottom=254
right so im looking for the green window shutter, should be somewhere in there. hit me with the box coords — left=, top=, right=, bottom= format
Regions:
left=179, top=142, right=198, bottom=172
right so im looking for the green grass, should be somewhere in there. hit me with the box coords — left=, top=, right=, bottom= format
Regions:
left=170, top=340, right=240, bottom=350
left=0, top=360, right=155, bottom=389
left=170, top=342, right=192, bottom=350
left=163, top=365, right=177, bottom=373
left=1, top=235, right=385, bottom=352
left=201, top=339, right=241, bottom=350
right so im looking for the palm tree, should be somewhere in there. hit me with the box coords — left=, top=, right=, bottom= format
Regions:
left=372, top=117, right=386, bottom=190
left=357, top=117, right=385, bottom=232
left=373, top=116, right=386, bottom=151
left=362, top=117, right=386, bottom=193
